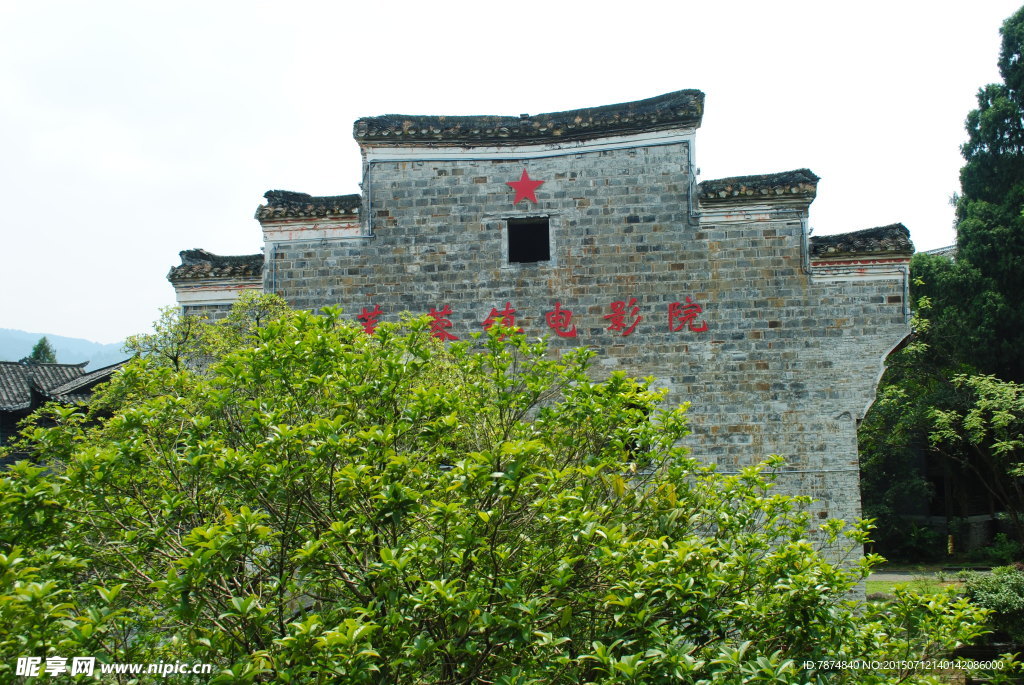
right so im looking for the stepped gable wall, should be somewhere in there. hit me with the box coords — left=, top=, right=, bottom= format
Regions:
left=173, top=89, right=914, bottom=528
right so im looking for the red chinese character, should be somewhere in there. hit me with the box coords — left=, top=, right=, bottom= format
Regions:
left=668, top=297, right=708, bottom=333
left=428, top=305, right=459, bottom=341
left=357, top=304, right=383, bottom=335
left=545, top=301, right=577, bottom=338
left=604, top=297, right=642, bottom=336
left=482, top=301, right=523, bottom=336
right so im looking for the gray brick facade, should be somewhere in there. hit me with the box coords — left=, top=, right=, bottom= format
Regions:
left=171, top=90, right=913, bottom=533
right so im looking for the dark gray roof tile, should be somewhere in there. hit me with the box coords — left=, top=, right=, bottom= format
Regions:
left=353, top=89, right=705, bottom=146
left=0, top=361, right=88, bottom=411
left=810, top=224, right=914, bottom=257
left=698, top=169, right=819, bottom=204
left=255, top=191, right=361, bottom=220
left=168, top=250, right=264, bottom=283
left=43, top=360, right=128, bottom=402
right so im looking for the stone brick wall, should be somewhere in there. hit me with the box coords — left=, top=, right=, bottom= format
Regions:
left=260, top=142, right=910, bottom=530
left=174, top=90, right=913, bottom=537
left=681, top=210, right=909, bottom=525
left=179, top=303, right=235, bottom=321
left=266, top=141, right=696, bottom=332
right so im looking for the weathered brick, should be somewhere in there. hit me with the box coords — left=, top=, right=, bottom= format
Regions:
left=171, top=90, right=914, bottom=556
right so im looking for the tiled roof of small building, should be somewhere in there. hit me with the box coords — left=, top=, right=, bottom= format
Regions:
left=0, top=361, right=88, bottom=411
left=353, top=89, right=705, bottom=146
left=698, top=169, right=820, bottom=203
left=924, top=244, right=957, bottom=259
left=43, top=360, right=128, bottom=404
left=167, top=249, right=264, bottom=283
left=810, top=224, right=914, bottom=257
left=255, top=190, right=361, bottom=220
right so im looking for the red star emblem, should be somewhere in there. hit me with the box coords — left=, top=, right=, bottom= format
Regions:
left=506, top=169, right=544, bottom=204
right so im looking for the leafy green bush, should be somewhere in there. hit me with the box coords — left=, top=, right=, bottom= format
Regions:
left=990, top=533, right=1024, bottom=565
left=962, top=565, right=1024, bottom=643
left=965, top=532, right=1024, bottom=566
left=0, top=306, right=992, bottom=683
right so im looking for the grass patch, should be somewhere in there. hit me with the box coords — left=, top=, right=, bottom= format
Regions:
left=865, top=578, right=959, bottom=596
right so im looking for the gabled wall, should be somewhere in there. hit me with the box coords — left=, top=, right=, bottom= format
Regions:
left=173, top=90, right=913, bottom=533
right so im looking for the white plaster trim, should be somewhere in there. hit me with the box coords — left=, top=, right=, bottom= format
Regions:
left=261, top=219, right=363, bottom=242
left=699, top=204, right=811, bottom=223
left=808, top=266, right=910, bottom=283
left=810, top=257, right=912, bottom=266
left=174, top=282, right=261, bottom=305
left=362, top=129, right=695, bottom=163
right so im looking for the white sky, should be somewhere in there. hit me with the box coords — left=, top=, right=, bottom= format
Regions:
left=1, top=0, right=1021, bottom=343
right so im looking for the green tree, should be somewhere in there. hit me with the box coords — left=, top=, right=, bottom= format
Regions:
left=921, top=4, right=1024, bottom=383
left=122, top=293, right=291, bottom=372
left=858, top=305, right=947, bottom=559
left=122, top=305, right=207, bottom=371
left=930, top=374, right=1024, bottom=541
left=0, top=305, right=993, bottom=683
left=21, top=336, right=57, bottom=364
left=204, top=290, right=293, bottom=359
left=860, top=6, right=1024, bottom=555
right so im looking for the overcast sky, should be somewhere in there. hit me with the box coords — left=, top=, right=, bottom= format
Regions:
left=2, top=1, right=1021, bottom=344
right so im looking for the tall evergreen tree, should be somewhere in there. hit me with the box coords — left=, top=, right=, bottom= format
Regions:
left=919, top=5, right=1024, bottom=382
left=860, top=6, right=1024, bottom=553
left=22, top=336, right=57, bottom=364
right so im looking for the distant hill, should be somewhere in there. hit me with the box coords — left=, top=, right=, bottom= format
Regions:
left=0, top=329, right=128, bottom=370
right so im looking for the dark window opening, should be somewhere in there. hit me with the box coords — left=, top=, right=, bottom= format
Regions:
left=507, top=218, right=550, bottom=264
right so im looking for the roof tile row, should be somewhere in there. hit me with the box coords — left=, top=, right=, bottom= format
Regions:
left=810, top=224, right=913, bottom=256
left=697, top=169, right=820, bottom=203
left=353, top=89, right=705, bottom=146
left=167, top=249, right=264, bottom=282
left=256, top=191, right=361, bottom=220
left=0, top=361, right=88, bottom=411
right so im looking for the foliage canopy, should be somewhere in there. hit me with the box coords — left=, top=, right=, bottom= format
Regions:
left=860, top=6, right=1024, bottom=557
left=962, top=565, right=1024, bottom=643
left=1, top=303, right=991, bottom=682
left=923, top=4, right=1024, bottom=383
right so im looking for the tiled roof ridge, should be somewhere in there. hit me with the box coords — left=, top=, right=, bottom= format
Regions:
left=45, top=359, right=128, bottom=399
left=698, top=169, right=820, bottom=203
left=353, top=89, right=705, bottom=146
left=1, top=360, right=89, bottom=370
left=810, top=223, right=914, bottom=256
left=256, top=190, right=362, bottom=220
left=168, top=250, right=264, bottom=282
left=924, top=244, right=957, bottom=259
left=78, top=359, right=129, bottom=375
left=0, top=361, right=25, bottom=410
left=27, top=363, right=88, bottom=396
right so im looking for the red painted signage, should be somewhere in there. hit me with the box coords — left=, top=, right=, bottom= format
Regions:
left=357, top=304, right=383, bottom=334
left=545, top=301, right=578, bottom=338
left=428, top=305, right=459, bottom=340
left=605, top=297, right=642, bottom=336
left=482, top=302, right=523, bottom=336
left=668, top=297, right=708, bottom=333
left=356, top=297, right=710, bottom=340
